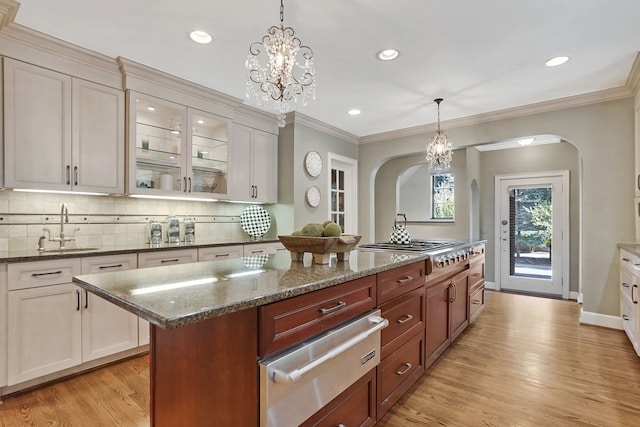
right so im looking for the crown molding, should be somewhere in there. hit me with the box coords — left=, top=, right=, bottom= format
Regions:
left=0, top=23, right=122, bottom=88
left=234, top=103, right=280, bottom=135
left=359, top=85, right=634, bottom=144
left=286, top=111, right=359, bottom=144
left=117, top=57, right=243, bottom=119
left=0, top=0, right=18, bottom=29
left=626, top=52, right=640, bottom=97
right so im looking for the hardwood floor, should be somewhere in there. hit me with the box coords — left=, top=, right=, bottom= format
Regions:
left=1, top=291, right=639, bottom=426
left=378, top=291, right=640, bottom=426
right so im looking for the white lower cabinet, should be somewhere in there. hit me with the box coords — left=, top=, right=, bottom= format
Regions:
left=243, top=242, right=286, bottom=257
left=6, top=255, right=140, bottom=386
left=198, top=245, right=244, bottom=261
left=620, top=249, right=640, bottom=356
left=81, top=254, right=139, bottom=362
left=7, top=283, right=82, bottom=385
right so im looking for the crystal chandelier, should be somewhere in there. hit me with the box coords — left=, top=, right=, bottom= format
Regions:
left=426, top=98, right=453, bottom=170
left=246, top=0, right=316, bottom=128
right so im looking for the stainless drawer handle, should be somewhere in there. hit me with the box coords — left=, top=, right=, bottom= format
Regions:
left=397, top=314, right=413, bottom=324
left=32, top=270, right=63, bottom=277
left=319, top=301, right=346, bottom=315
left=396, top=276, right=413, bottom=285
left=622, top=282, right=630, bottom=288
left=395, top=362, right=412, bottom=376
left=215, top=253, right=230, bottom=258
left=99, top=264, right=123, bottom=270
left=271, top=315, right=389, bottom=384
left=623, top=315, right=630, bottom=320
left=161, top=259, right=180, bottom=264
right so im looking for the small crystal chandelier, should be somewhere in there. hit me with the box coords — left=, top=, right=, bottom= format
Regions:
left=246, top=0, right=316, bottom=128
left=426, top=98, right=453, bottom=170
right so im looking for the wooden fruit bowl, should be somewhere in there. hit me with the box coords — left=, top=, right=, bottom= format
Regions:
left=277, top=234, right=362, bottom=264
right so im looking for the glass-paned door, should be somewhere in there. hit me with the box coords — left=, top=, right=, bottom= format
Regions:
left=330, top=168, right=345, bottom=232
left=188, top=110, right=229, bottom=196
left=499, top=174, right=566, bottom=296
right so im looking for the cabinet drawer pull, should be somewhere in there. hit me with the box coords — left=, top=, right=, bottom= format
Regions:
left=633, top=285, right=638, bottom=304
left=160, top=259, right=180, bottom=264
left=188, top=177, right=192, bottom=193
left=622, top=282, right=630, bottom=288
left=622, top=258, right=630, bottom=262
left=250, top=250, right=264, bottom=254
left=66, top=165, right=71, bottom=185
left=183, top=177, right=187, bottom=192
left=215, top=253, right=230, bottom=258
left=397, top=314, right=413, bottom=324
left=84, top=290, right=89, bottom=309
left=74, top=166, right=79, bottom=186
left=623, top=314, right=630, bottom=320
left=395, top=362, right=412, bottom=375
left=472, top=299, right=482, bottom=305
left=31, top=270, right=63, bottom=277
left=319, top=301, right=346, bottom=315
left=99, top=264, right=124, bottom=270
left=396, top=276, right=414, bottom=285
left=76, top=289, right=80, bottom=311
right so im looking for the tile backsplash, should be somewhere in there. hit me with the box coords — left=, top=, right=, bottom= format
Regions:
left=0, top=191, right=270, bottom=252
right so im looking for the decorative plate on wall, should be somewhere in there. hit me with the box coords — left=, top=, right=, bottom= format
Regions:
left=305, top=186, right=321, bottom=207
left=304, top=151, right=323, bottom=177
left=241, top=205, right=272, bottom=237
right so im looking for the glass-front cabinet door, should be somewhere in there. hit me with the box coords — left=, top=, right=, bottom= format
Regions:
left=187, top=110, right=229, bottom=197
left=128, top=92, right=230, bottom=198
left=129, top=92, right=186, bottom=194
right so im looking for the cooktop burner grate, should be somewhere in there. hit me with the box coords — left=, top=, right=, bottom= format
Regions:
left=358, top=240, right=463, bottom=252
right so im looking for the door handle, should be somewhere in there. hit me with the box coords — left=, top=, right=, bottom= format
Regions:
left=74, top=166, right=79, bottom=186
left=66, top=165, right=71, bottom=185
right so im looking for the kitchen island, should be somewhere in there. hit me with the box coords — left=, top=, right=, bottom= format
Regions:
left=73, top=250, right=427, bottom=426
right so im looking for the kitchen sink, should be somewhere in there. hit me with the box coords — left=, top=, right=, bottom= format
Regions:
left=40, top=247, right=100, bottom=254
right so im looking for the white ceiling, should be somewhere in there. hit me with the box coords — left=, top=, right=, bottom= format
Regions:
left=12, top=0, right=640, bottom=138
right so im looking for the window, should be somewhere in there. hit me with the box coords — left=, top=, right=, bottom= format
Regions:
left=431, top=173, right=454, bottom=220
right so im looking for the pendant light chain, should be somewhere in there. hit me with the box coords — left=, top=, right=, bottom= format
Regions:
left=280, top=0, right=284, bottom=24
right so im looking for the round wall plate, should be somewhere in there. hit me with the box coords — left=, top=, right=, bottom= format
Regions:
left=305, top=186, right=321, bottom=207
left=304, top=151, right=323, bottom=177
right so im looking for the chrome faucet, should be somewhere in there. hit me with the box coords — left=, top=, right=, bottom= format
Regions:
left=50, top=203, right=75, bottom=249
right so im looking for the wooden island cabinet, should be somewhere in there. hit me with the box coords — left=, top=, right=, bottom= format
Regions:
left=72, top=244, right=485, bottom=427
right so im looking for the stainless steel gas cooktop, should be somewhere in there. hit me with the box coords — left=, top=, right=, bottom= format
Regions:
left=358, top=239, right=463, bottom=253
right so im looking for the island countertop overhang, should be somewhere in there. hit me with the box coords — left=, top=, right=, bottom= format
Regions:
left=72, top=250, right=427, bottom=329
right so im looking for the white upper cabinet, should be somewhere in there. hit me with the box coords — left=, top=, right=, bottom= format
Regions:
left=128, top=92, right=231, bottom=199
left=229, top=123, right=278, bottom=203
left=3, top=58, right=125, bottom=193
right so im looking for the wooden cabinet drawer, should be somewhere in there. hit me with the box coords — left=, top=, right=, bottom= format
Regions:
left=138, top=248, right=197, bottom=268
left=300, top=368, right=376, bottom=427
left=469, top=284, right=485, bottom=322
left=377, top=330, right=425, bottom=418
left=198, top=245, right=244, bottom=261
left=468, top=263, right=484, bottom=292
left=81, top=253, right=138, bottom=273
left=8, top=258, right=82, bottom=290
left=380, top=287, right=425, bottom=359
left=377, top=261, right=424, bottom=304
left=259, top=276, right=376, bottom=357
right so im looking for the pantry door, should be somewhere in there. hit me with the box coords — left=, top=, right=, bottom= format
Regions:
left=327, top=153, right=358, bottom=234
left=496, top=171, right=569, bottom=298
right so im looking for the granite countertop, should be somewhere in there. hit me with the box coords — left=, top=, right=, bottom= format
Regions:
left=618, top=242, right=640, bottom=258
left=73, top=250, right=426, bottom=330
left=0, top=237, right=281, bottom=263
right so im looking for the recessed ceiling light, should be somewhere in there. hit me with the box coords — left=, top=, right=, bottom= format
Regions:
left=545, top=56, right=569, bottom=67
left=197, top=119, right=205, bottom=124
left=147, top=106, right=155, bottom=112
left=189, top=30, right=212, bottom=44
left=348, top=109, right=361, bottom=116
left=377, top=49, right=400, bottom=61
left=518, top=138, right=535, bottom=146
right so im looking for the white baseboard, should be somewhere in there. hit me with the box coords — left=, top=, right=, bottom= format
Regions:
left=569, top=291, right=581, bottom=302
left=579, top=308, right=622, bottom=330
left=484, top=281, right=496, bottom=290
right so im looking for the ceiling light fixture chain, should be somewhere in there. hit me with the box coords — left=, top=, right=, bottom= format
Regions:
left=426, top=97, right=453, bottom=171
left=246, top=0, right=316, bottom=128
